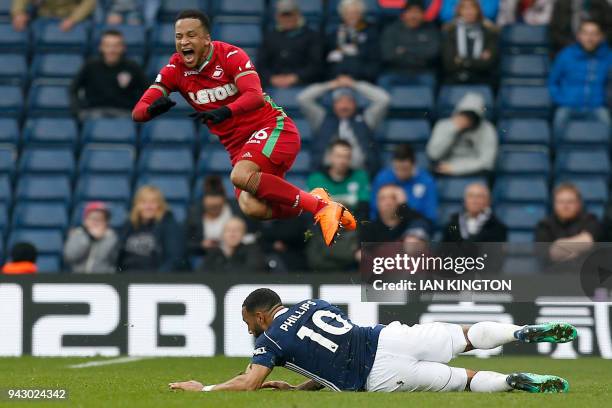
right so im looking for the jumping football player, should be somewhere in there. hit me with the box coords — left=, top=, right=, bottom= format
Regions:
left=169, top=288, right=577, bottom=393
left=132, top=10, right=356, bottom=246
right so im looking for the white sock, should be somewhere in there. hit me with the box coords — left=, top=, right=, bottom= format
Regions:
left=467, top=322, right=522, bottom=350
left=470, top=371, right=512, bottom=392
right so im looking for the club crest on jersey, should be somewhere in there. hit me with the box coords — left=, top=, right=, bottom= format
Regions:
left=212, top=65, right=224, bottom=78
left=253, top=347, right=266, bottom=356
left=188, top=84, right=238, bottom=104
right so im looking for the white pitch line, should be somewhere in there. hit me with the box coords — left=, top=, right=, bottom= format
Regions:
left=69, top=356, right=150, bottom=369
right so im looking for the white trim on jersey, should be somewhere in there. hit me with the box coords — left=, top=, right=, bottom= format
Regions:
left=284, top=362, right=342, bottom=392
left=264, top=332, right=283, bottom=351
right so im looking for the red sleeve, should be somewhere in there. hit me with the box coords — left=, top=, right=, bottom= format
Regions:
left=226, top=73, right=265, bottom=116
left=424, top=0, right=442, bottom=21
left=132, top=86, right=164, bottom=122
left=132, top=55, right=180, bottom=122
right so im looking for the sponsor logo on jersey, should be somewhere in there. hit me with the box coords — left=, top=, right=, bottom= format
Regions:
left=253, top=347, right=266, bottom=356
left=241, top=152, right=253, bottom=158
left=188, top=84, right=238, bottom=104
left=212, top=65, right=224, bottom=78
left=184, top=70, right=199, bottom=77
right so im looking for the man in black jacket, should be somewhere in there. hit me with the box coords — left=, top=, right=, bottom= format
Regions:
left=70, top=29, right=148, bottom=120
left=257, top=0, right=322, bottom=88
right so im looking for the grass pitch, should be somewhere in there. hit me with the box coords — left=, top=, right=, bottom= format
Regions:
left=0, top=356, right=609, bottom=408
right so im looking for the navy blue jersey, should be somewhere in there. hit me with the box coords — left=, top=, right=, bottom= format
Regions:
left=251, top=299, right=383, bottom=391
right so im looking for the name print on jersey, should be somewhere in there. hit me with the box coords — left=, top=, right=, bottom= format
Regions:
left=280, top=300, right=317, bottom=331
left=188, top=84, right=238, bottom=105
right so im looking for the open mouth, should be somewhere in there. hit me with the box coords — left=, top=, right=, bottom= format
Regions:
left=182, top=48, right=195, bottom=64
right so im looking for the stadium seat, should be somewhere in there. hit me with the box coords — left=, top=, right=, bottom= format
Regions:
left=389, top=85, right=434, bottom=117
left=81, top=118, right=137, bottom=145
left=586, top=203, right=604, bottom=220
left=213, top=22, right=262, bottom=48
left=0, top=175, right=11, bottom=203
left=30, top=54, right=84, bottom=79
left=0, top=23, right=30, bottom=53
left=555, top=148, right=611, bottom=177
left=214, top=0, right=265, bottom=18
left=75, top=174, right=132, bottom=203
left=0, top=145, right=16, bottom=176
left=496, top=146, right=550, bottom=176
left=493, top=176, right=549, bottom=204
left=92, top=24, right=147, bottom=56
left=497, top=119, right=550, bottom=146
left=0, top=202, right=7, bottom=232
left=437, top=85, right=494, bottom=119
left=32, top=19, right=89, bottom=53
left=497, top=85, right=551, bottom=119
left=27, top=84, right=71, bottom=117
left=138, top=147, right=194, bottom=175
left=137, top=175, right=191, bottom=203
left=12, top=202, right=69, bottom=229
left=16, top=175, right=72, bottom=203
left=292, top=0, right=323, bottom=17
left=267, top=87, right=304, bottom=117
left=18, top=147, right=75, bottom=175
left=158, top=0, right=210, bottom=21
left=150, top=23, right=175, bottom=52
left=437, top=202, right=463, bottom=227
left=8, top=228, right=64, bottom=255
left=168, top=202, right=188, bottom=224
left=72, top=201, right=128, bottom=229
left=500, top=54, right=549, bottom=83
left=500, top=24, right=549, bottom=54
left=0, top=118, right=20, bottom=144
left=146, top=53, right=173, bottom=80
left=140, top=118, right=197, bottom=147
left=557, top=120, right=610, bottom=147
left=496, top=203, right=546, bottom=231
left=507, top=230, right=534, bottom=243
left=0, top=85, right=24, bottom=118
left=23, top=118, right=78, bottom=146
left=437, top=176, right=487, bottom=203
left=293, top=118, right=313, bottom=145
left=192, top=174, right=234, bottom=199
left=554, top=176, right=609, bottom=204
left=380, top=119, right=430, bottom=146
left=166, top=93, right=196, bottom=117
left=0, top=54, right=27, bottom=85
left=37, top=254, right=62, bottom=273
left=79, top=145, right=135, bottom=175
left=290, top=151, right=311, bottom=174
left=198, top=147, right=232, bottom=174
left=285, top=174, right=308, bottom=191
left=501, top=256, right=539, bottom=275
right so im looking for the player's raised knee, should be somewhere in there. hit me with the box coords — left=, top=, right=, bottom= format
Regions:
left=230, top=160, right=260, bottom=192
left=238, top=191, right=269, bottom=219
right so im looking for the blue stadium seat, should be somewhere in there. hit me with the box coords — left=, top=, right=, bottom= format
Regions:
left=555, top=176, right=609, bottom=204
left=37, top=254, right=61, bottom=273
left=380, top=119, right=430, bottom=145
left=199, top=148, right=232, bottom=174
left=437, top=202, right=463, bottom=227
left=293, top=0, right=323, bottom=17
left=81, top=118, right=137, bottom=145
left=267, top=87, right=303, bottom=117
left=0, top=175, right=11, bottom=203
left=0, top=54, right=27, bottom=85
left=23, top=118, right=78, bottom=146
left=27, top=84, right=71, bottom=117
left=0, top=202, right=7, bottom=232
left=30, top=54, right=84, bottom=79
left=501, top=256, right=539, bottom=275
left=555, top=149, right=611, bottom=177
left=140, top=118, right=197, bottom=146
left=0, top=146, right=16, bottom=176
left=16, top=175, right=72, bottom=203
left=293, top=118, right=312, bottom=145
left=557, top=120, right=610, bottom=147
left=138, top=174, right=191, bottom=203
left=192, top=174, right=234, bottom=199
left=290, top=151, right=311, bottom=174
left=501, top=24, right=549, bottom=54
left=507, top=230, right=534, bottom=243
left=151, top=23, right=175, bottom=52
left=497, top=147, right=550, bottom=175
left=437, top=176, right=488, bottom=203
left=166, top=93, right=196, bottom=117
left=71, top=201, right=128, bottom=229
left=0, top=0, right=10, bottom=16
left=286, top=174, right=307, bottom=191
left=158, top=0, right=209, bottom=21
left=8, top=228, right=64, bottom=255
left=79, top=145, right=135, bottom=175
left=437, top=85, right=494, bottom=119
left=496, top=203, right=546, bottom=231
left=497, top=119, right=550, bottom=146
left=586, top=203, right=604, bottom=220
left=215, top=0, right=265, bottom=18
left=75, top=174, right=131, bottom=203
left=0, top=23, right=30, bottom=53
left=19, top=147, right=75, bottom=175
left=146, top=53, right=173, bottom=80
left=497, top=85, right=551, bottom=119
left=493, top=176, right=549, bottom=204
left=12, top=202, right=68, bottom=229
left=0, top=118, right=20, bottom=144
left=32, top=19, right=89, bottom=53
left=213, top=23, right=262, bottom=48
left=0, top=85, right=24, bottom=118
left=92, top=24, right=146, bottom=56
left=501, top=54, right=548, bottom=81
left=138, top=147, right=194, bottom=175
left=167, top=203, right=187, bottom=224
left=389, top=86, right=434, bottom=117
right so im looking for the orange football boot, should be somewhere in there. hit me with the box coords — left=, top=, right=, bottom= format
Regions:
left=310, top=187, right=357, bottom=230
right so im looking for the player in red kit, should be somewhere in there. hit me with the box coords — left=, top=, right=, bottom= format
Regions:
left=132, top=10, right=356, bottom=246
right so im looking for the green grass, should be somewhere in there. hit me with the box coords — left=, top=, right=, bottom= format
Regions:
left=0, top=356, right=609, bottom=408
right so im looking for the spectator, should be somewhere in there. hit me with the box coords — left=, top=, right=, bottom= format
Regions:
left=117, top=185, right=187, bottom=273
left=200, top=217, right=266, bottom=273
left=427, top=92, right=497, bottom=177
left=306, top=226, right=359, bottom=272
left=371, top=144, right=438, bottom=222
left=439, top=0, right=500, bottom=23
left=326, top=0, right=380, bottom=81
left=106, top=0, right=142, bottom=25
left=379, top=0, right=441, bottom=88
left=70, top=29, right=148, bottom=121
left=549, top=20, right=611, bottom=135
left=260, top=214, right=310, bottom=273
left=307, top=139, right=370, bottom=220
left=441, top=0, right=499, bottom=85
left=535, top=183, right=601, bottom=263
left=258, top=0, right=322, bottom=88
left=1, top=242, right=37, bottom=274
left=496, top=0, right=554, bottom=26
left=63, top=202, right=118, bottom=273
left=298, top=75, right=389, bottom=176
left=185, top=176, right=235, bottom=257
left=550, top=0, right=612, bottom=54
left=442, top=183, right=507, bottom=242
left=11, top=0, right=96, bottom=32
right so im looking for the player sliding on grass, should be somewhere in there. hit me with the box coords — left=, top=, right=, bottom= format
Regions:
left=132, top=9, right=356, bottom=246
left=169, top=288, right=578, bottom=393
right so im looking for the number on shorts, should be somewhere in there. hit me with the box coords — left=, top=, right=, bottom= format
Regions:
left=296, top=310, right=353, bottom=353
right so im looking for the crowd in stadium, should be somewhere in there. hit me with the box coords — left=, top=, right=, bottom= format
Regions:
left=0, top=0, right=611, bottom=274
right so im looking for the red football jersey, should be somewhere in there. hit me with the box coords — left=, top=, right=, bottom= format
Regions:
left=154, top=41, right=284, bottom=160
